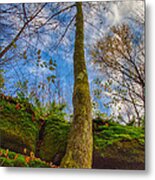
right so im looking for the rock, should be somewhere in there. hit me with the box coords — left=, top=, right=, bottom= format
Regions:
left=93, top=140, right=145, bottom=169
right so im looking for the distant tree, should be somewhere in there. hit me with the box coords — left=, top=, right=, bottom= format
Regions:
left=91, top=24, right=144, bottom=126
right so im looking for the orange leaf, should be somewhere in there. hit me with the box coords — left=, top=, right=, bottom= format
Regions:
left=5, top=149, right=9, bottom=157
left=105, top=123, right=109, bottom=127
left=14, top=154, right=18, bottom=160
left=25, top=156, right=30, bottom=163
left=15, top=103, right=21, bottom=110
left=0, top=151, right=3, bottom=156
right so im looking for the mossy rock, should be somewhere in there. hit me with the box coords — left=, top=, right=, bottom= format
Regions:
left=39, top=116, right=70, bottom=162
left=93, top=139, right=145, bottom=169
left=39, top=117, right=144, bottom=169
left=93, top=119, right=145, bottom=169
left=0, top=98, right=39, bottom=154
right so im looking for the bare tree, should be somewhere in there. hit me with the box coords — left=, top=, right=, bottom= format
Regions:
left=91, top=24, right=145, bottom=126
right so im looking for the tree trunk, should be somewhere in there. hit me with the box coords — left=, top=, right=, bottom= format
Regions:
left=60, top=2, right=93, bottom=168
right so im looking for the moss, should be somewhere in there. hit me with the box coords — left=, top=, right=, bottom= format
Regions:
left=28, top=159, right=49, bottom=168
left=13, top=156, right=28, bottom=167
left=60, top=150, right=79, bottom=168
left=0, top=157, right=14, bottom=167
left=0, top=98, right=39, bottom=154
left=39, top=117, right=70, bottom=162
left=93, top=119, right=144, bottom=150
left=102, top=139, right=144, bottom=163
left=92, top=118, right=145, bottom=169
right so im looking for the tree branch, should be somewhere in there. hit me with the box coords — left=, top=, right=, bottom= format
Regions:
left=0, top=3, right=47, bottom=59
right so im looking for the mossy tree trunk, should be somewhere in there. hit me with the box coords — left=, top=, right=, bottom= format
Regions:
left=60, top=2, right=93, bottom=168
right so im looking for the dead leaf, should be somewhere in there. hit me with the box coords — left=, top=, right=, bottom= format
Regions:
left=15, top=103, right=21, bottom=110
left=14, top=154, right=18, bottom=160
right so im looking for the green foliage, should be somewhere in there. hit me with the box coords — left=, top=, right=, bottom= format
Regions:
left=13, top=156, right=28, bottom=167
left=47, top=75, right=56, bottom=83
left=15, top=80, right=29, bottom=101
left=49, top=66, right=55, bottom=71
left=0, top=148, right=50, bottom=167
left=23, top=50, right=27, bottom=59
left=12, top=42, right=17, bottom=48
left=0, top=157, right=14, bottom=167
left=37, top=49, right=41, bottom=55
left=28, top=159, right=49, bottom=168
left=46, top=102, right=67, bottom=119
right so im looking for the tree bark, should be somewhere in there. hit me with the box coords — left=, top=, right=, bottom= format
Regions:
left=60, top=2, right=93, bottom=168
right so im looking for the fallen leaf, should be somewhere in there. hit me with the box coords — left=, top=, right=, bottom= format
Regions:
left=25, top=156, right=30, bottom=163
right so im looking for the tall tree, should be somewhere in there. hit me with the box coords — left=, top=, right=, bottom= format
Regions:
left=61, top=2, right=93, bottom=168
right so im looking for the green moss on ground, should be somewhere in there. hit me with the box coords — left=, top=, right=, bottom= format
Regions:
left=0, top=96, right=39, bottom=154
